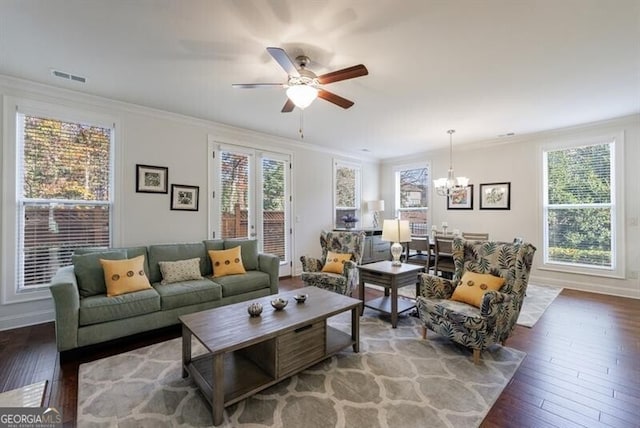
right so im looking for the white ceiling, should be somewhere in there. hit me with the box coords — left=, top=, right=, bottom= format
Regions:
left=1, top=0, right=639, bottom=159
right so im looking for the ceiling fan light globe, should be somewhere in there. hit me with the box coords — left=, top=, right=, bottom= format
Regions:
left=286, top=85, right=318, bottom=109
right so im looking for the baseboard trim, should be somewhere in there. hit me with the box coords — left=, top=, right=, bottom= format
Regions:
left=529, top=274, right=640, bottom=300
left=0, top=309, right=54, bottom=331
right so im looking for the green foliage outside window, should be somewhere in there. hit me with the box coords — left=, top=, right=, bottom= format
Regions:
left=23, top=117, right=110, bottom=200
left=546, top=143, right=612, bottom=267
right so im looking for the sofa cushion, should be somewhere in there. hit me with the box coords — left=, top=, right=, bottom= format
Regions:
left=224, top=239, right=259, bottom=270
left=159, top=257, right=204, bottom=284
left=321, top=251, right=352, bottom=274
left=203, top=240, right=224, bottom=275
left=101, top=255, right=153, bottom=297
left=451, top=271, right=505, bottom=308
left=73, top=250, right=127, bottom=297
left=153, top=278, right=222, bottom=310
left=209, top=247, right=247, bottom=278
left=148, top=243, right=208, bottom=283
left=214, top=271, right=270, bottom=297
left=79, top=288, right=160, bottom=326
left=74, top=246, right=151, bottom=277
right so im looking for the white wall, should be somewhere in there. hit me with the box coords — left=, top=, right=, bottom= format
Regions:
left=381, top=115, right=640, bottom=298
left=0, top=75, right=380, bottom=329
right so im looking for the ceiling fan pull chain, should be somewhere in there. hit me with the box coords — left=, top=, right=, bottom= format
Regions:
left=299, top=110, right=304, bottom=139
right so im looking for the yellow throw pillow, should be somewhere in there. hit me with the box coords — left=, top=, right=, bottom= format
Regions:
left=451, top=271, right=505, bottom=308
left=100, top=255, right=152, bottom=297
left=322, top=251, right=352, bottom=274
left=209, top=247, right=246, bottom=278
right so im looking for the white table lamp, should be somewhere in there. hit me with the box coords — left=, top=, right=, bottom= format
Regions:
left=367, top=200, right=385, bottom=229
left=381, top=219, right=411, bottom=266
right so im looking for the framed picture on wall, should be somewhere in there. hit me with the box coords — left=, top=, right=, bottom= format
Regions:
left=479, top=182, right=511, bottom=210
left=136, top=164, right=168, bottom=193
left=447, top=185, right=474, bottom=210
left=170, top=184, right=199, bottom=211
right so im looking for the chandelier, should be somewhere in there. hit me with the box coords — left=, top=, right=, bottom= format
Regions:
left=433, top=129, right=470, bottom=197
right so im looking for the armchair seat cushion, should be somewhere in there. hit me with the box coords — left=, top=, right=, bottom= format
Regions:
left=417, top=297, right=486, bottom=331
left=301, top=271, right=347, bottom=294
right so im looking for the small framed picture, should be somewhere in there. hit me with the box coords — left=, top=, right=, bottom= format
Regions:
left=171, top=184, right=199, bottom=211
left=136, top=164, right=168, bottom=194
left=479, top=182, right=511, bottom=210
left=447, top=185, right=474, bottom=210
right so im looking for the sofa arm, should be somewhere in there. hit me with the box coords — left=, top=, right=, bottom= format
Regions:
left=258, top=253, right=279, bottom=295
left=49, top=266, right=80, bottom=352
left=418, top=273, right=456, bottom=299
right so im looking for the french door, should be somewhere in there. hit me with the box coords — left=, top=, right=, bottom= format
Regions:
left=209, top=142, right=292, bottom=277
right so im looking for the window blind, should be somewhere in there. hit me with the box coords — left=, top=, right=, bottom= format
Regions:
left=545, top=142, right=613, bottom=268
left=17, top=114, right=112, bottom=289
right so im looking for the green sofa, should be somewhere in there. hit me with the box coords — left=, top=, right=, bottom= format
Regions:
left=49, top=239, right=279, bottom=352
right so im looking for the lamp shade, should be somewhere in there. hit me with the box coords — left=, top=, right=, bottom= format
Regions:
left=381, top=219, right=411, bottom=243
left=286, top=84, right=318, bottom=109
left=367, top=200, right=385, bottom=212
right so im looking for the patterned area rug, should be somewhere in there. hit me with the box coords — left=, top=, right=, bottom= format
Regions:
left=77, top=310, right=525, bottom=428
left=367, top=282, right=562, bottom=328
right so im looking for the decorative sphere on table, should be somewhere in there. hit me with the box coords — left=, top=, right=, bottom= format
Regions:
left=247, top=302, right=263, bottom=317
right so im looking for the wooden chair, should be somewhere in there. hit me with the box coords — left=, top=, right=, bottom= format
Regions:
left=405, top=236, right=434, bottom=272
left=462, top=232, right=489, bottom=241
left=433, top=235, right=455, bottom=278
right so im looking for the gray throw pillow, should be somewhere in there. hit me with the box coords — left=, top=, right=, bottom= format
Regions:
left=72, top=250, right=127, bottom=297
left=224, top=239, right=258, bottom=271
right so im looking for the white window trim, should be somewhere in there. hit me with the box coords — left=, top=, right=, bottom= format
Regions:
left=539, top=131, right=625, bottom=279
left=1, top=96, right=121, bottom=304
left=333, top=159, right=362, bottom=227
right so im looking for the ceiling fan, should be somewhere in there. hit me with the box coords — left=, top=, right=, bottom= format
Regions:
left=233, top=47, right=368, bottom=112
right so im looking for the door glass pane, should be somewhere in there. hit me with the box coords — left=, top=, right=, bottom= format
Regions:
left=220, top=151, right=250, bottom=239
left=261, top=158, right=286, bottom=261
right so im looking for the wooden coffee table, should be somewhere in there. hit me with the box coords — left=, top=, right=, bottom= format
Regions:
left=358, top=261, right=424, bottom=328
left=179, top=286, right=361, bottom=426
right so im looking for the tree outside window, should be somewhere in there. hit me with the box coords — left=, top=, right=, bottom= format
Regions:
left=544, top=142, right=614, bottom=268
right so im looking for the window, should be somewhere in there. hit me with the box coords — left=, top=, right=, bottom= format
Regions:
left=542, top=134, right=624, bottom=277
left=395, top=165, right=430, bottom=235
left=333, top=160, right=361, bottom=228
left=15, top=110, right=113, bottom=291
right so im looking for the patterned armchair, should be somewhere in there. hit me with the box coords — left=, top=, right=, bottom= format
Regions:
left=300, top=230, right=366, bottom=296
left=416, top=238, right=536, bottom=364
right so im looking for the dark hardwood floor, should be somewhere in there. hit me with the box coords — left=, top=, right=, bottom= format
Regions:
left=1, top=278, right=638, bottom=427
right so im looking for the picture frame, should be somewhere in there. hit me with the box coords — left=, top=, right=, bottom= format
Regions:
left=170, top=184, right=199, bottom=211
left=136, top=164, right=168, bottom=194
left=479, top=182, right=511, bottom=210
left=447, top=185, right=474, bottom=210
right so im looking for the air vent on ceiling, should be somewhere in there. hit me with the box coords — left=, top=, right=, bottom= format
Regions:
left=51, top=69, right=86, bottom=83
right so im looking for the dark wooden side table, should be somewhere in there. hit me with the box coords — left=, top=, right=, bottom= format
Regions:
left=358, top=261, right=424, bottom=328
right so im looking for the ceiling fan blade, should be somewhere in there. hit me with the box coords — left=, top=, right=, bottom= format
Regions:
left=281, top=98, right=295, bottom=113
left=266, top=47, right=300, bottom=77
left=317, top=64, right=368, bottom=84
left=318, top=89, right=354, bottom=109
left=232, top=83, right=284, bottom=88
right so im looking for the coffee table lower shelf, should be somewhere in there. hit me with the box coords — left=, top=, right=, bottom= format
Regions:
left=184, top=325, right=354, bottom=409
